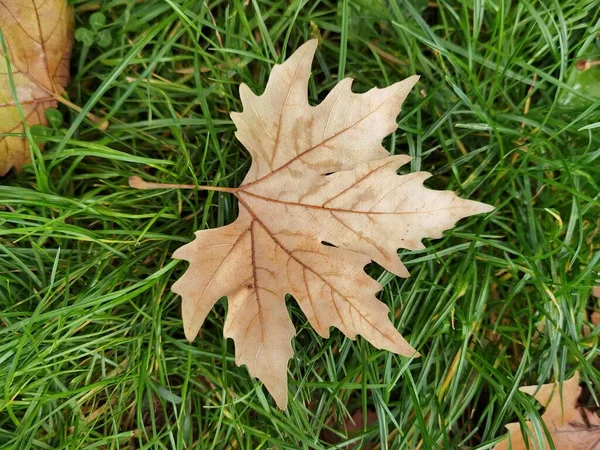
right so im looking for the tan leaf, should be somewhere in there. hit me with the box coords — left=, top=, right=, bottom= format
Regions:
left=494, top=373, right=600, bottom=450
left=172, top=40, right=493, bottom=408
left=0, top=0, right=73, bottom=176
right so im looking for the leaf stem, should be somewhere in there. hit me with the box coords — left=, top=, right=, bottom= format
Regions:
left=575, top=58, right=600, bottom=71
left=52, top=94, right=109, bottom=130
left=128, top=176, right=238, bottom=193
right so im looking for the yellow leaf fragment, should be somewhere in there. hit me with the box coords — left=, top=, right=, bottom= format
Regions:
left=494, top=373, right=600, bottom=450
left=0, top=0, right=73, bottom=175
left=172, top=40, right=493, bottom=408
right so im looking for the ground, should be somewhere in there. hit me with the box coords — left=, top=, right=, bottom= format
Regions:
left=1, top=0, right=599, bottom=449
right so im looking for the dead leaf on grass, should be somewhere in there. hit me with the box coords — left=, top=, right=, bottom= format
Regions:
left=134, top=40, right=494, bottom=408
left=494, top=373, right=600, bottom=450
left=0, top=0, right=73, bottom=175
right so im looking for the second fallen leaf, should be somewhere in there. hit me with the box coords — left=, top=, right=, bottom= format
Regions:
left=0, top=0, right=73, bottom=176
left=494, top=373, right=600, bottom=450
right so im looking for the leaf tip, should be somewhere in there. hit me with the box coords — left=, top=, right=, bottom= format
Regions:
left=386, top=255, right=410, bottom=278
left=172, top=242, right=187, bottom=259
left=273, top=391, right=289, bottom=410
left=237, top=82, right=252, bottom=103
left=398, top=345, right=420, bottom=358
left=456, top=198, right=495, bottom=218
left=183, top=324, right=198, bottom=342
left=474, top=201, right=495, bottom=215
left=399, top=74, right=421, bottom=93
left=301, top=38, right=319, bottom=53
left=386, top=332, right=420, bottom=358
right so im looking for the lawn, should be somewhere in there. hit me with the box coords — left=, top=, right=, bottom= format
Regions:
left=1, top=0, right=599, bottom=449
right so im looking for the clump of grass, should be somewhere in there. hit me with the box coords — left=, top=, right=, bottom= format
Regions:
left=1, top=0, right=599, bottom=449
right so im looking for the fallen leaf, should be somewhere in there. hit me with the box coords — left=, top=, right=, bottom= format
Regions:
left=0, top=0, right=73, bottom=176
left=171, top=40, right=493, bottom=408
left=494, top=373, right=600, bottom=450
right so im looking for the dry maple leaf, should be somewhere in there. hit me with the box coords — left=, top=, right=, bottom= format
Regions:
left=169, top=40, right=493, bottom=408
left=494, top=373, right=600, bottom=450
left=0, top=0, right=73, bottom=176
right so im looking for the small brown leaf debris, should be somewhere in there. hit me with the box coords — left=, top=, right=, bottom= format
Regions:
left=172, top=40, right=493, bottom=408
left=494, top=373, right=600, bottom=450
left=0, top=0, right=73, bottom=175
left=592, top=287, right=600, bottom=327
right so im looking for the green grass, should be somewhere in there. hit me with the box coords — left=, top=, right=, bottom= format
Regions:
left=1, top=0, right=600, bottom=449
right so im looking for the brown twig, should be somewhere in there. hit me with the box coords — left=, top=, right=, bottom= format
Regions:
left=576, top=59, right=600, bottom=71
left=128, top=176, right=238, bottom=193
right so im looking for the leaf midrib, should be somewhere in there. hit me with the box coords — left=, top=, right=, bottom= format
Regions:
left=239, top=190, right=461, bottom=216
